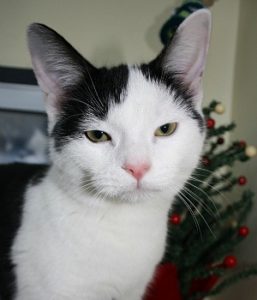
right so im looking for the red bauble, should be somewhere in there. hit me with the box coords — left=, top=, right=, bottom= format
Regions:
left=238, top=176, right=247, bottom=186
left=170, top=214, right=181, bottom=225
left=223, top=255, right=237, bottom=268
left=239, top=140, right=247, bottom=148
left=217, top=137, right=224, bottom=144
left=202, top=156, right=211, bottom=167
left=206, top=118, right=215, bottom=129
left=238, top=226, right=250, bottom=237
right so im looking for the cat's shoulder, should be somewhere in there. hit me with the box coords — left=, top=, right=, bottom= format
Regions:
left=0, top=163, right=48, bottom=299
left=0, top=163, right=49, bottom=222
left=0, top=163, right=48, bottom=195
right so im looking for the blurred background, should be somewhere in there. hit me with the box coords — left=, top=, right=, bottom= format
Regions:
left=0, top=0, right=256, bottom=299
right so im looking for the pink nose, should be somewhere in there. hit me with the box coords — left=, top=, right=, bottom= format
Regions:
left=123, top=163, right=151, bottom=180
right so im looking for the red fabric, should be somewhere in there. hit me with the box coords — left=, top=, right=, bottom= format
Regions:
left=143, top=263, right=219, bottom=300
left=190, top=275, right=219, bottom=295
left=143, top=263, right=182, bottom=300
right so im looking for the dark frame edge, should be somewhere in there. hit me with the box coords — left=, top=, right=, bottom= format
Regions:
left=0, top=66, right=37, bottom=85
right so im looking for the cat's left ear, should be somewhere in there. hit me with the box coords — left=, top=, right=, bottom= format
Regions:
left=161, top=9, right=211, bottom=103
left=27, top=23, right=96, bottom=124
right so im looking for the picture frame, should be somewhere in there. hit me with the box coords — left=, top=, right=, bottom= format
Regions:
left=0, top=66, right=48, bottom=164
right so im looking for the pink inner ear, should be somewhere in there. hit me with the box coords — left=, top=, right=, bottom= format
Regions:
left=32, top=57, right=63, bottom=119
left=163, top=10, right=211, bottom=97
left=33, top=57, right=59, bottom=95
left=184, top=44, right=207, bottom=93
left=182, top=20, right=210, bottom=94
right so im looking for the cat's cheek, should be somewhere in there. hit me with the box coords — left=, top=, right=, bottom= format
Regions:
left=53, top=139, right=109, bottom=178
left=67, top=139, right=111, bottom=169
left=151, top=128, right=203, bottom=182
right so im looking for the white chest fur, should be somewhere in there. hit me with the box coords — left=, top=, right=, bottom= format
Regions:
left=12, top=174, right=172, bottom=300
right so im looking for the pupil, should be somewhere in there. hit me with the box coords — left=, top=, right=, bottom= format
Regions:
left=161, top=124, right=169, bottom=133
left=94, top=131, right=103, bottom=139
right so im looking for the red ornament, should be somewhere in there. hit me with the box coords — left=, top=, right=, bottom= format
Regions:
left=170, top=214, right=181, bottom=225
left=202, top=156, right=211, bottom=167
left=223, top=255, right=237, bottom=268
left=239, top=140, right=247, bottom=148
left=206, top=118, right=215, bottom=129
left=238, top=226, right=250, bottom=237
left=238, top=176, right=247, bottom=186
left=217, top=137, right=224, bottom=144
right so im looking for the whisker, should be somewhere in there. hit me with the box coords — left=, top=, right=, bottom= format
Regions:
left=57, top=112, right=85, bottom=124
left=179, top=190, right=216, bottom=238
left=189, top=175, right=231, bottom=208
left=194, top=166, right=214, bottom=174
left=194, top=167, right=234, bottom=185
left=182, top=186, right=218, bottom=219
left=185, top=179, right=220, bottom=216
left=177, top=192, right=202, bottom=239
left=83, top=68, right=105, bottom=109
left=69, top=96, right=98, bottom=111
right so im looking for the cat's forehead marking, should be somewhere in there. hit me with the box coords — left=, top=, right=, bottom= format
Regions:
left=106, top=67, right=183, bottom=128
left=53, top=65, right=129, bottom=149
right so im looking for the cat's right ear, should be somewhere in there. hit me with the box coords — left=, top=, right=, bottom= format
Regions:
left=157, top=9, right=211, bottom=105
left=27, top=23, right=95, bottom=118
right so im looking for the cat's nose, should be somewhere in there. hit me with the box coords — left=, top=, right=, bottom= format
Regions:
left=122, top=162, right=151, bottom=180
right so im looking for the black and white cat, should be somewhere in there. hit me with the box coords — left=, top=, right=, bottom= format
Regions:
left=0, top=9, right=211, bottom=300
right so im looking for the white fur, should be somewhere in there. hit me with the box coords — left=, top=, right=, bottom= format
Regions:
left=12, top=68, right=205, bottom=300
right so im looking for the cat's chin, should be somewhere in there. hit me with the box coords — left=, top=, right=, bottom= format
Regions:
left=89, top=183, right=170, bottom=204
left=118, top=186, right=179, bottom=205
left=114, top=181, right=183, bottom=204
left=112, top=190, right=160, bottom=204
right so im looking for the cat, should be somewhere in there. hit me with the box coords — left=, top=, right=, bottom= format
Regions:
left=0, top=9, right=211, bottom=300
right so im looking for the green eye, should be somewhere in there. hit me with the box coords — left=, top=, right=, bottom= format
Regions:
left=85, top=130, right=111, bottom=143
left=155, top=122, right=177, bottom=137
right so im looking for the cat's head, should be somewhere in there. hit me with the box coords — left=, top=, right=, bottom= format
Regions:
left=27, top=10, right=211, bottom=203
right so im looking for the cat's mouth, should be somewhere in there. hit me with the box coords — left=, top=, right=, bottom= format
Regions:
left=136, top=182, right=161, bottom=193
left=117, top=182, right=163, bottom=200
left=81, top=172, right=163, bottom=201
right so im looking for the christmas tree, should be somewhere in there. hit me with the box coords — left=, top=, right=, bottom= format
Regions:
left=143, top=1, right=257, bottom=299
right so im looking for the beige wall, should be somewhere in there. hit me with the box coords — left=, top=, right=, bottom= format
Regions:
left=0, top=0, right=240, bottom=124
left=205, top=0, right=240, bottom=123
left=0, top=0, right=173, bottom=67
left=216, top=1, right=257, bottom=299
left=232, top=0, right=257, bottom=198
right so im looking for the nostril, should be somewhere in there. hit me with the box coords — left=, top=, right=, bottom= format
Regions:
left=127, top=167, right=135, bottom=176
left=122, top=163, right=151, bottom=180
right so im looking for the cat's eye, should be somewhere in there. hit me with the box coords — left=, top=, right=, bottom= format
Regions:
left=85, top=130, right=111, bottom=143
left=155, top=123, right=177, bottom=137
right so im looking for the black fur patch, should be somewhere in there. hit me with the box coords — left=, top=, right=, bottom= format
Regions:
left=51, top=58, right=204, bottom=152
left=52, top=65, right=129, bottom=150
left=139, top=62, right=205, bottom=132
left=0, top=163, right=48, bottom=300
